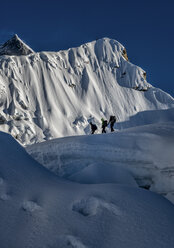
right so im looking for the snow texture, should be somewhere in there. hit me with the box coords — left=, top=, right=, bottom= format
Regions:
left=0, top=36, right=173, bottom=145
left=1, top=36, right=174, bottom=248
left=72, top=196, right=122, bottom=216
left=1, top=131, right=174, bottom=248
left=27, top=122, right=174, bottom=204
left=22, top=200, right=42, bottom=213
left=68, top=162, right=137, bottom=186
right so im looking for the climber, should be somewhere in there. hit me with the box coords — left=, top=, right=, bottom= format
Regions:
left=90, top=122, right=98, bottom=134
left=108, top=115, right=116, bottom=132
left=101, top=118, right=108, bottom=133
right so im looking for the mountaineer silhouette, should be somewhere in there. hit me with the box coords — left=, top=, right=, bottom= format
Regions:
left=101, top=118, right=108, bottom=133
left=108, top=116, right=116, bottom=132
left=90, top=122, right=98, bottom=134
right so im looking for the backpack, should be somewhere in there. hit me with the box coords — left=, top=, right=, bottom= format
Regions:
left=103, top=120, right=108, bottom=127
left=110, top=116, right=116, bottom=123
left=93, top=124, right=97, bottom=131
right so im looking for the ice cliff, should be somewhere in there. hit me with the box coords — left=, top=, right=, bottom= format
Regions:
left=0, top=36, right=173, bottom=145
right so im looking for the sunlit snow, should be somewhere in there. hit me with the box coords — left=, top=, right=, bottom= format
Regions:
left=0, top=36, right=173, bottom=145
left=0, top=35, right=174, bottom=248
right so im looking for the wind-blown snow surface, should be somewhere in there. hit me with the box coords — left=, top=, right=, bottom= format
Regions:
left=0, top=36, right=174, bottom=145
left=1, top=131, right=174, bottom=248
left=1, top=36, right=174, bottom=247
left=26, top=122, right=174, bottom=204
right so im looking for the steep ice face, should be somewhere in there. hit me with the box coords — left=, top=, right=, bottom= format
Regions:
left=0, top=34, right=34, bottom=56
left=0, top=37, right=173, bottom=145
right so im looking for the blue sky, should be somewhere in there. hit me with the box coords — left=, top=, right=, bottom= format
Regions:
left=0, top=0, right=174, bottom=96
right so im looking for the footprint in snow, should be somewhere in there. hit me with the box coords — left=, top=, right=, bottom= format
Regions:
left=0, top=178, right=10, bottom=201
left=66, top=235, right=87, bottom=248
left=0, top=193, right=10, bottom=201
left=72, top=197, right=121, bottom=217
left=22, top=200, right=42, bottom=213
left=0, top=177, right=4, bottom=185
left=56, top=235, right=87, bottom=248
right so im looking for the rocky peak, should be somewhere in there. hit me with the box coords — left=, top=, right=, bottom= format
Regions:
left=0, top=34, right=34, bottom=56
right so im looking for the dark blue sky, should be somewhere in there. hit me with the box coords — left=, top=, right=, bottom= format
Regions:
left=0, top=0, right=174, bottom=96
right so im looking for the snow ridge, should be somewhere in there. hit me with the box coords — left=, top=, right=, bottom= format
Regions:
left=1, top=36, right=174, bottom=248
left=26, top=122, right=174, bottom=204
left=0, top=36, right=173, bottom=145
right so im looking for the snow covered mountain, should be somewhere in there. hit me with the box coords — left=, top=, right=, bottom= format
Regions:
left=1, top=36, right=174, bottom=248
left=0, top=35, right=173, bottom=145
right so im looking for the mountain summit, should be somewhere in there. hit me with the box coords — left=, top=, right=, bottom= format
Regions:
left=0, top=34, right=34, bottom=56
left=0, top=37, right=173, bottom=145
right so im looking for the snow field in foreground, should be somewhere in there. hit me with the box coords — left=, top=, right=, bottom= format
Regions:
left=0, top=130, right=174, bottom=247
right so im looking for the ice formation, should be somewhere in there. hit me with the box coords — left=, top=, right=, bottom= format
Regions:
left=0, top=35, right=174, bottom=247
left=0, top=36, right=173, bottom=145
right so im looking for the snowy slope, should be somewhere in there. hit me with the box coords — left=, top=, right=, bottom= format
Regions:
left=1, top=131, right=174, bottom=248
left=26, top=122, right=174, bottom=204
left=1, top=36, right=174, bottom=248
left=0, top=36, right=173, bottom=145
